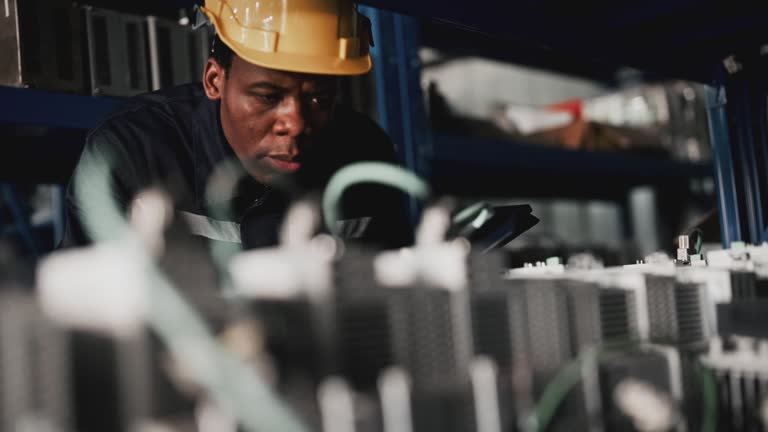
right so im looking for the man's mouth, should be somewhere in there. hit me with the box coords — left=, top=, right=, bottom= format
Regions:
left=266, top=155, right=301, bottom=173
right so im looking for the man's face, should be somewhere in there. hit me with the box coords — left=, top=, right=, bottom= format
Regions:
left=204, top=55, right=337, bottom=184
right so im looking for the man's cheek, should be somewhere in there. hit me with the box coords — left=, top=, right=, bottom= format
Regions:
left=241, top=132, right=270, bottom=159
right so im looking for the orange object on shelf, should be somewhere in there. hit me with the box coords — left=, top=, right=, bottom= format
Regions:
left=548, top=99, right=584, bottom=122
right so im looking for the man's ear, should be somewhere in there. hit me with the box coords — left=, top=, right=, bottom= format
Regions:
left=203, top=58, right=224, bottom=100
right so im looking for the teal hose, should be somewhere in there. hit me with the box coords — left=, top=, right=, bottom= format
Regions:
left=323, top=162, right=430, bottom=234
left=73, top=151, right=309, bottom=432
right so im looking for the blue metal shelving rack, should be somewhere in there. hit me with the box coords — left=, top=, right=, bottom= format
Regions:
left=0, top=86, right=123, bottom=251
left=358, top=1, right=768, bottom=247
left=0, top=86, right=122, bottom=130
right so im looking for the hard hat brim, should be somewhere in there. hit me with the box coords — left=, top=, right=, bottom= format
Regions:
left=228, top=38, right=372, bottom=76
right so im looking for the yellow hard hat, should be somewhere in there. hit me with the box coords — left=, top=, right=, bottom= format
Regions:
left=201, top=0, right=373, bottom=75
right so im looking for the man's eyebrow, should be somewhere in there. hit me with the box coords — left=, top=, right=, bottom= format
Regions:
left=247, top=82, right=289, bottom=91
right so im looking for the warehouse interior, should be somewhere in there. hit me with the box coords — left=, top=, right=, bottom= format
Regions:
left=1, top=0, right=768, bottom=431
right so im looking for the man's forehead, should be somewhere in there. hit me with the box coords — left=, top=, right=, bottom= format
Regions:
left=232, top=56, right=337, bottom=88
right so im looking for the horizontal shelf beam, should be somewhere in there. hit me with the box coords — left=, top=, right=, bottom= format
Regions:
left=0, top=86, right=122, bottom=130
left=429, top=133, right=713, bottom=198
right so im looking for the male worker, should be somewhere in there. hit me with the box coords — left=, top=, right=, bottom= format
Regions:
left=63, top=0, right=409, bottom=248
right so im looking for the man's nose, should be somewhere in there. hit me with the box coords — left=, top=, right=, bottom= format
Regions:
left=274, top=97, right=309, bottom=139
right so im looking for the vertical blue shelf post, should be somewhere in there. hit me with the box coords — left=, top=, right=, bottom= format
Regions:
left=706, top=85, right=742, bottom=247
left=360, top=5, right=432, bottom=226
left=707, top=54, right=768, bottom=246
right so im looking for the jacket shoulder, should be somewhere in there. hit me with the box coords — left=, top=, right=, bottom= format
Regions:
left=329, top=105, right=396, bottom=162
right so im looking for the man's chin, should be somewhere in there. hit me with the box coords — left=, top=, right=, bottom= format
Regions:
left=244, top=164, right=295, bottom=187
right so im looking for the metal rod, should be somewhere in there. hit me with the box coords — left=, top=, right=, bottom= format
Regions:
left=471, top=357, right=502, bottom=432
left=705, top=85, right=742, bottom=246
left=146, top=16, right=162, bottom=91
left=319, top=377, right=356, bottom=432
left=379, top=368, right=413, bottom=432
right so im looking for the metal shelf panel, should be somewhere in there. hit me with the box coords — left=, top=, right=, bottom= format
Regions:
left=359, top=0, right=768, bottom=83
left=432, top=133, right=713, bottom=179
left=429, top=133, right=713, bottom=199
left=0, top=86, right=122, bottom=130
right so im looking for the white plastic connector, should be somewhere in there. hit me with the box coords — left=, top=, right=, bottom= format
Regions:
left=644, top=252, right=674, bottom=265
left=36, top=243, right=150, bottom=337
left=613, top=378, right=676, bottom=432
left=318, top=377, right=356, bottom=432
left=374, top=206, right=468, bottom=291
left=470, top=357, right=502, bottom=432
left=567, top=253, right=604, bottom=270
left=129, top=189, right=173, bottom=256
left=374, top=249, right=418, bottom=288
left=36, top=188, right=173, bottom=338
left=229, top=201, right=335, bottom=300
left=415, top=206, right=451, bottom=246
left=374, top=242, right=468, bottom=291
left=379, top=368, right=413, bottom=432
left=747, top=243, right=768, bottom=277
left=280, top=201, right=320, bottom=248
left=229, top=246, right=334, bottom=299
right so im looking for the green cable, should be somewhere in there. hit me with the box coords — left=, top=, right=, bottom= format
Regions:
left=691, top=228, right=704, bottom=255
left=527, top=342, right=638, bottom=432
left=74, top=151, right=309, bottom=432
left=528, top=344, right=713, bottom=432
left=526, top=354, right=586, bottom=432
left=322, top=162, right=431, bottom=234
left=698, top=363, right=717, bottom=432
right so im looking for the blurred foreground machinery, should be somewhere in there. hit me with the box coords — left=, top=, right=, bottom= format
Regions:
left=3, top=197, right=768, bottom=431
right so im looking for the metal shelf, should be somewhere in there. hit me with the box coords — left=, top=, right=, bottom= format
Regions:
left=361, top=4, right=766, bottom=244
left=0, top=86, right=122, bottom=130
left=429, top=133, right=713, bottom=198
left=360, top=0, right=768, bottom=83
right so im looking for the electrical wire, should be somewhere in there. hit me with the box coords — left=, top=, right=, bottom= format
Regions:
left=74, top=151, right=309, bottom=432
left=691, top=228, right=704, bottom=255
left=698, top=363, right=717, bottom=432
left=525, top=352, right=588, bottom=432
left=763, top=225, right=768, bottom=244
left=526, top=342, right=640, bottom=432
left=322, top=162, right=430, bottom=234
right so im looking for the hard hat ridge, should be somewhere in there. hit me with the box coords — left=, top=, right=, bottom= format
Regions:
left=201, top=0, right=373, bottom=75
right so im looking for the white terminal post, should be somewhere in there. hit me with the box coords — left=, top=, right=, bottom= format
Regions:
left=374, top=205, right=469, bottom=291
left=229, top=200, right=336, bottom=300
left=36, top=189, right=173, bottom=337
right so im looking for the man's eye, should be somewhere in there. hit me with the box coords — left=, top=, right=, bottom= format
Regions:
left=254, top=93, right=281, bottom=104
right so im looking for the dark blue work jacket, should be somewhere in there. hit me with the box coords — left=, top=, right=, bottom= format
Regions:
left=62, top=83, right=411, bottom=250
